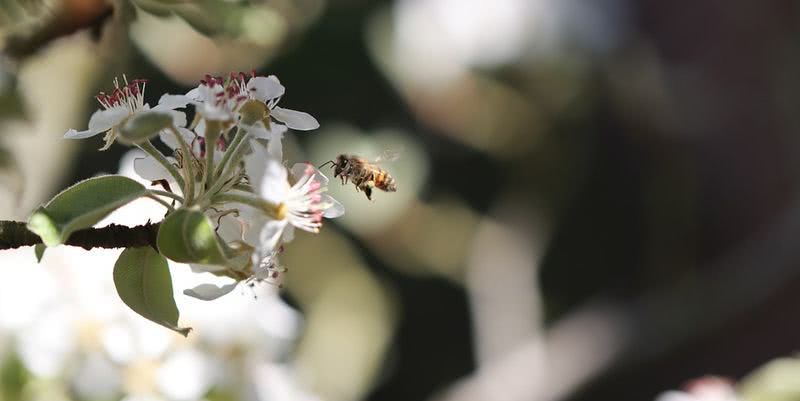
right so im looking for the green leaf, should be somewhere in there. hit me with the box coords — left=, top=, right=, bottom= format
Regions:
left=119, top=111, right=173, bottom=145
left=26, top=175, right=147, bottom=246
left=34, top=244, right=45, bottom=263
left=113, top=247, right=191, bottom=336
left=157, top=208, right=228, bottom=265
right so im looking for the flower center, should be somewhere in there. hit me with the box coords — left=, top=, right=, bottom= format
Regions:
left=95, top=76, right=147, bottom=113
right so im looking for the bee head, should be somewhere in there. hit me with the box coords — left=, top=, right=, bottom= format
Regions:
left=334, top=154, right=349, bottom=176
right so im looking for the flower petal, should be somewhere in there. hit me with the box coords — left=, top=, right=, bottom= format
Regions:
left=183, top=283, right=238, bottom=301
left=241, top=120, right=270, bottom=139
left=159, top=127, right=195, bottom=151
left=256, top=157, right=289, bottom=204
left=270, top=106, right=319, bottom=130
left=259, top=220, right=287, bottom=255
left=184, top=86, right=202, bottom=101
left=199, top=102, right=234, bottom=121
left=248, top=76, right=285, bottom=103
left=168, top=110, right=187, bottom=128
left=64, top=128, right=99, bottom=139
left=189, top=263, right=227, bottom=273
left=87, top=107, right=130, bottom=133
left=133, top=156, right=175, bottom=181
left=265, top=124, right=287, bottom=160
left=290, top=163, right=329, bottom=187
left=155, top=94, right=193, bottom=110
left=322, top=194, right=345, bottom=218
left=281, top=224, right=295, bottom=243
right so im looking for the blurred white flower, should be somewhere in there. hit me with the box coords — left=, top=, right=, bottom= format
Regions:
left=655, top=377, right=740, bottom=401
left=64, top=77, right=189, bottom=150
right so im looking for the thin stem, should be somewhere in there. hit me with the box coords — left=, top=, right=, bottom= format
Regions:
left=215, top=127, right=245, bottom=179
left=148, top=189, right=184, bottom=203
left=203, top=120, right=222, bottom=190
left=169, top=126, right=196, bottom=204
left=137, top=141, right=185, bottom=189
left=146, top=194, right=176, bottom=212
left=195, top=128, right=251, bottom=206
left=210, top=193, right=282, bottom=219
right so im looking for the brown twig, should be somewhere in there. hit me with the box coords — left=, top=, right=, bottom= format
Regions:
left=0, top=220, right=159, bottom=250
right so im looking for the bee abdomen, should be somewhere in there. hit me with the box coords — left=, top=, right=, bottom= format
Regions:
left=381, top=173, right=397, bottom=192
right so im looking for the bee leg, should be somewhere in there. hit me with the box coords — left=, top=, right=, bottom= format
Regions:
left=364, top=186, right=373, bottom=200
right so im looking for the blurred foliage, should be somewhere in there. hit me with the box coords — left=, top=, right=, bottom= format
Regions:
left=739, top=357, right=800, bottom=401
left=0, top=352, right=28, bottom=401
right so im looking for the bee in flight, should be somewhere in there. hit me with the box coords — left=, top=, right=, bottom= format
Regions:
left=320, top=151, right=399, bottom=200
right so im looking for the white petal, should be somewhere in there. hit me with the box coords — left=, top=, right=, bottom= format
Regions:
left=155, top=94, right=192, bottom=110
left=169, top=110, right=187, bottom=128
left=215, top=214, right=243, bottom=243
left=258, top=158, right=289, bottom=204
left=159, top=127, right=195, bottom=150
left=64, top=128, right=99, bottom=139
left=266, top=136, right=283, bottom=162
left=265, top=124, right=287, bottom=161
left=133, top=156, right=174, bottom=181
left=199, top=102, right=233, bottom=121
left=183, top=283, right=238, bottom=301
left=244, top=142, right=268, bottom=187
left=270, top=106, right=319, bottom=130
left=189, top=263, right=226, bottom=273
left=241, top=120, right=269, bottom=139
left=290, top=163, right=329, bottom=187
left=281, top=224, right=295, bottom=243
left=185, top=86, right=202, bottom=101
left=653, top=392, right=695, bottom=401
left=87, top=107, right=130, bottom=132
left=322, top=195, right=345, bottom=218
left=247, top=76, right=285, bottom=102
left=259, top=220, right=287, bottom=254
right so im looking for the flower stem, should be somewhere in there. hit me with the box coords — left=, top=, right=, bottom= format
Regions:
left=210, top=193, right=283, bottom=219
left=169, top=126, right=196, bottom=204
left=203, top=120, right=222, bottom=191
left=214, top=127, right=246, bottom=179
left=148, top=189, right=184, bottom=203
left=137, top=141, right=185, bottom=189
left=194, top=128, right=251, bottom=206
left=145, top=193, right=176, bottom=212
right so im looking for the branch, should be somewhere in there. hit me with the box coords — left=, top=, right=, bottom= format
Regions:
left=0, top=220, right=159, bottom=250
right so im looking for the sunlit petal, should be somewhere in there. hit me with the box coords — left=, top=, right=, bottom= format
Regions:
left=133, top=156, right=174, bottom=181
left=183, top=283, right=238, bottom=301
left=87, top=107, right=130, bottom=132
left=259, top=220, right=288, bottom=254
left=270, top=106, right=319, bottom=130
left=248, top=76, right=285, bottom=102
left=322, top=195, right=345, bottom=218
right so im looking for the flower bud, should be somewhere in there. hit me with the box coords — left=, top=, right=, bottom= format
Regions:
left=119, top=111, right=173, bottom=144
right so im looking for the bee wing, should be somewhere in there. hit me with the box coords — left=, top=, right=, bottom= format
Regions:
left=373, top=147, right=404, bottom=163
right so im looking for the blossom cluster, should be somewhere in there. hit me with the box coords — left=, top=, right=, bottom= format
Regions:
left=65, top=73, right=344, bottom=300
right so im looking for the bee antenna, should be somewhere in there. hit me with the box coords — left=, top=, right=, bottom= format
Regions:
left=319, top=160, right=335, bottom=169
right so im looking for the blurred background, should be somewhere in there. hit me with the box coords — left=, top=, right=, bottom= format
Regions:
left=2, top=0, right=800, bottom=400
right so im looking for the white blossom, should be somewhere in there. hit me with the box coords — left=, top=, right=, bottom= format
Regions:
left=182, top=72, right=319, bottom=160
left=249, top=145, right=344, bottom=258
left=64, top=77, right=188, bottom=150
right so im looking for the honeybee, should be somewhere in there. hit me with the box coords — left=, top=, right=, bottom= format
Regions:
left=320, top=152, right=398, bottom=200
